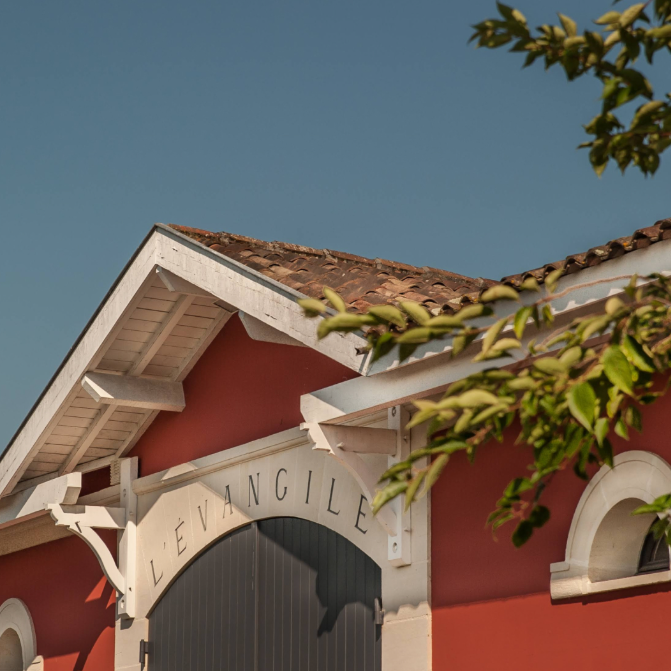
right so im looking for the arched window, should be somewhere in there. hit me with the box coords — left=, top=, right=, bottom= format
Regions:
left=0, top=599, right=43, bottom=671
left=551, top=451, right=671, bottom=599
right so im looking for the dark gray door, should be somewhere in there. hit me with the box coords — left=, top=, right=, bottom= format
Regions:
left=148, top=517, right=382, bottom=671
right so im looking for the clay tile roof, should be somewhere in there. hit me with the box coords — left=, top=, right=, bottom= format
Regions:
left=169, top=225, right=496, bottom=314
left=500, top=217, right=671, bottom=289
left=171, top=216, right=671, bottom=313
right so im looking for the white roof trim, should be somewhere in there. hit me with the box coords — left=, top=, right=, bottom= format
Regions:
left=302, top=240, right=671, bottom=424
left=0, top=226, right=368, bottom=497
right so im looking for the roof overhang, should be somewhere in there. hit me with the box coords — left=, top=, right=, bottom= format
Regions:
left=302, top=238, right=671, bottom=424
left=0, top=224, right=368, bottom=498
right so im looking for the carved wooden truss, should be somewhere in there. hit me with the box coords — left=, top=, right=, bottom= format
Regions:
left=49, top=458, right=138, bottom=619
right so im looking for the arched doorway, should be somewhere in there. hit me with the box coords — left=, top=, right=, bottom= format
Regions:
left=148, top=517, right=382, bottom=670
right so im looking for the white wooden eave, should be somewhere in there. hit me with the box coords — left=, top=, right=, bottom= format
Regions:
left=0, top=225, right=369, bottom=499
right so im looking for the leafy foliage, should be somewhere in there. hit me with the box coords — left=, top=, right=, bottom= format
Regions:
left=470, top=1, right=671, bottom=176
left=299, top=271, right=671, bottom=546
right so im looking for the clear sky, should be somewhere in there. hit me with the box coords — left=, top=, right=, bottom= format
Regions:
left=1, top=0, right=669, bottom=448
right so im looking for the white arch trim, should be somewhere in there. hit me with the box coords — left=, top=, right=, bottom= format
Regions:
left=0, top=599, right=44, bottom=670
left=550, top=450, right=671, bottom=599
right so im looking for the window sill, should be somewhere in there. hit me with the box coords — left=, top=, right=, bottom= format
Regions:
left=550, top=563, right=671, bottom=600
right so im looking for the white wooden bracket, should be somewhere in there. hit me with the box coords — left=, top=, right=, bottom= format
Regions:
left=81, top=372, right=185, bottom=412
left=301, top=405, right=411, bottom=566
left=47, top=457, right=139, bottom=619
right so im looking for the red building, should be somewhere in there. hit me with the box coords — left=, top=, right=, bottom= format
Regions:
left=1, top=220, right=671, bottom=671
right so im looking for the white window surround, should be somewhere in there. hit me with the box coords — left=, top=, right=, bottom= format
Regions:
left=551, top=450, right=671, bottom=599
left=0, top=599, right=43, bottom=670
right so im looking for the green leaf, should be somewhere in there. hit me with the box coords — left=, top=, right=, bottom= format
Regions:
left=471, top=403, right=510, bottom=425
left=425, top=315, right=464, bottom=329
left=519, top=277, right=540, bottom=292
left=399, top=301, right=430, bottom=326
left=602, top=345, right=635, bottom=396
left=533, top=357, right=567, bottom=375
left=490, top=338, right=522, bottom=353
left=457, top=304, right=493, bottom=320
left=323, top=287, right=347, bottom=313
left=595, top=10, right=621, bottom=24
left=512, top=520, right=534, bottom=547
left=514, top=306, right=532, bottom=339
left=545, top=267, right=564, bottom=293
left=615, top=416, right=629, bottom=439
left=507, top=376, right=538, bottom=391
left=594, top=416, right=609, bottom=446
left=605, top=296, right=625, bottom=315
left=625, top=405, right=642, bottom=432
left=372, top=481, right=408, bottom=515
left=559, top=346, right=583, bottom=368
left=396, top=327, right=434, bottom=344
left=456, top=389, right=501, bottom=408
left=568, top=382, right=596, bottom=430
left=504, top=477, right=533, bottom=498
left=420, top=454, right=449, bottom=498
left=622, top=334, right=656, bottom=372
left=529, top=505, right=551, bottom=528
left=541, top=304, right=554, bottom=326
left=619, top=3, right=646, bottom=27
left=317, top=313, right=375, bottom=338
left=558, top=13, right=577, bottom=37
left=298, top=297, right=327, bottom=317
left=480, top=285, right=519, bottom=302
left=404, top=471, right=426, bottom=511
left=368, top=305, right=407, bottom=328
left=482, top=317, right=508, bottom=354
left=633, top=494, right=671, bottom=515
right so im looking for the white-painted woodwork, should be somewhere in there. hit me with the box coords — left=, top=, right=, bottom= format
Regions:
left=81, top=372, right=185, bottom=412
left=59, top=405, right=117, bottom=475
left=118, top=458, right=138, bottom=619
left=240, top=312, right=306, bottom=347
left=0, top=473, right=81, bottom=530
left=48, top=503, right=126, bottom=594
left=319, top=425, right=397, bottom=455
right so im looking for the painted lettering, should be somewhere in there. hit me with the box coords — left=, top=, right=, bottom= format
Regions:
left=175, top=519, right=187, bottom=556
left=150, top=559, right=163, bottom=587
left=275, top=468, right=287, bottom=501
left=355, top=494, right=368, bottom=534
left=223, top=484, right=233, bottom=517
left=305, top=470, right=312, bottom=504
left=249, top=473, right=260, bottom=507
left=327, top=477, right=340, bottom=516
left=197, top=500, right=208, bottom=531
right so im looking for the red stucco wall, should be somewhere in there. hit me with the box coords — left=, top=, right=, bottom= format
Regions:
left=431, top=392, right=671, bottom=670
left=0, top=533, right=115, bottom=671
left=0, top=315, right=356, bottom=668
left=128, top=314, right=358, bottom=476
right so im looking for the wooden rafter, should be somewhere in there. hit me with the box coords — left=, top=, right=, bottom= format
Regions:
left=60, top=405, right=117, bottom=475
left=128, top=294, right=195, bottom=377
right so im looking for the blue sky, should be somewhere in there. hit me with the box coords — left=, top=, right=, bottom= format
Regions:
left=1, top=0, right=669, bottom=447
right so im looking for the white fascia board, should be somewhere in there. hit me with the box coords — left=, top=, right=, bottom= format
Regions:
left=154, top=225, right=368, bottom=372
left=0, top=230, right=161, bottom=496
left=0, top=473, right=81, bottom=530
left=303, top=240, right=671, bottom=423
left=367, top=239, right=671, bottom=376
left=0, top=225, right=367, bottom=497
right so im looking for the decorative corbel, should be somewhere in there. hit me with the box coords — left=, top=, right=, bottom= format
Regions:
left=48, top=457, right=139, bottom=618
left=48, top=503, right=126, bottom=591
left=302, top=406, right=412, bottom=566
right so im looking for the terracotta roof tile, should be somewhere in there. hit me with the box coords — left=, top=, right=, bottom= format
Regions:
left=169, top=225, right=495, bottom=312
left=170, top=217, right=671, bottom=313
